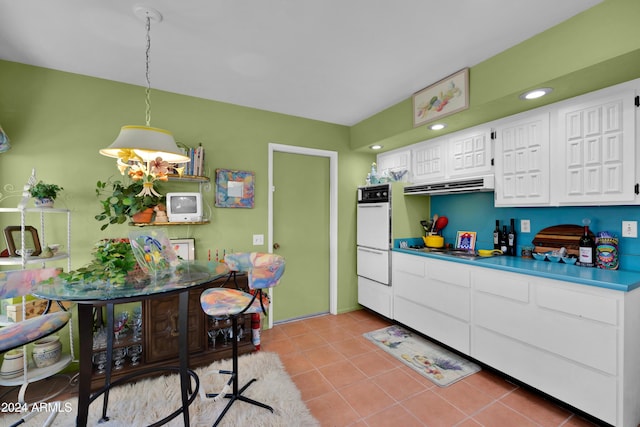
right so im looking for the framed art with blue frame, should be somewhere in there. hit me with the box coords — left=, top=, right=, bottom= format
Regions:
left=215, top=169, right=255, bottom=208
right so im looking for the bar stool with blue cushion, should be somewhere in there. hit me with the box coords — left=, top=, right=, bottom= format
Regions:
left=199, top=252, right=285, bottom=427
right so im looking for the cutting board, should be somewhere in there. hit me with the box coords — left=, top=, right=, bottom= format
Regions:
left=532, top=224, right=593, bottom=256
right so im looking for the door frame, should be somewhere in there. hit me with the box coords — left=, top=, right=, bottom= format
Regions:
left=268, top=143, right=338, bottom=328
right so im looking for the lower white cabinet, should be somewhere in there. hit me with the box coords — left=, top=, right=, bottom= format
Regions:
left=358, top=276, right=393, bottom=319
left=390, top=253, right=640, bottom=427
left=392, top=252, right=471, bottom=354
left=471, top=267, right=640, bottom=427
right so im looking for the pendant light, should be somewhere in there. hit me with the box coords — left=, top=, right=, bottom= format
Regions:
left=100, top=5, right=189, bottom=164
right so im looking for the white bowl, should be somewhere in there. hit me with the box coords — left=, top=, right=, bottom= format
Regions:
left=32, top=336, right=62, bottom=368
left=1, top=349, right=25, bottom=378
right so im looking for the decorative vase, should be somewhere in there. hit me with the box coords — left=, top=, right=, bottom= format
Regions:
left=132, top=207, right=154, bottom=223
left=34, top=197, right=54, bottom=208
left=32, top=336, right=62, bottom=368
left=1, top=349, right=24, bottom=379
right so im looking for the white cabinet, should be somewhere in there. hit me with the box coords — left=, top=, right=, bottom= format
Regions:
left=447, top=126, right=493, bottom=178
left=471, top=267, right=640, bottom=427
left=553, top=83, right=637, bottom=205
left=411, top=127, right=493, bottom=184
left=411, top=137, right=447, bottom=183
left=494, top=111, right=551, bottom=206
left=376, top=149, right=411, bottom=182
left=392, top=252, right=471, bottom=354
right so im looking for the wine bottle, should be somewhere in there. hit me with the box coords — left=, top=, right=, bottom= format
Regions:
left=579, top=219, right=595, bottom=267
left=493, top=220, right=500, bottom=250
left=508, top=218, right=517, bottom=256
left=500, top=225, right=508, bottom=253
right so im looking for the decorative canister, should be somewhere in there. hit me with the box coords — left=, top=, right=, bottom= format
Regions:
left=32, top=336, right=62, bottom=368
left=596, top=232, right=619, bottom=270
left=1, top=349, right=25, bottom=379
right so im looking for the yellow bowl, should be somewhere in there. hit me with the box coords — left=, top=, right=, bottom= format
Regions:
left=422, top=235, right=444, bottom=248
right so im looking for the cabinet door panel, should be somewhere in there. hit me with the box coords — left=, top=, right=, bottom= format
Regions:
left=555, top=87, right=635, bottom=204
left=495, top=112, right=550, bottom=206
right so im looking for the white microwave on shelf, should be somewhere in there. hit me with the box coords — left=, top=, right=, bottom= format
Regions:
left=165, top=192, right=203, bottom=222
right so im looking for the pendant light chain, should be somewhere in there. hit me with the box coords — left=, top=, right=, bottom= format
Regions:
left=144, top=15, right=152, bottom=127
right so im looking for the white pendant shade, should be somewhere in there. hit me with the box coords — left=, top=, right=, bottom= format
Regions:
left=100, top=125, right=190, bottom=163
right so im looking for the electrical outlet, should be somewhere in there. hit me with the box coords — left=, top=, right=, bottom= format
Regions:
left=252, top=234, right=264, bottom=245
left=520, top=219, right=531, bottom=233
left=622, top=221, right=637, bottom=238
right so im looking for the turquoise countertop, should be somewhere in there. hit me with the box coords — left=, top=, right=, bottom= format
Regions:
left=393, top=241, right=640, bottom=292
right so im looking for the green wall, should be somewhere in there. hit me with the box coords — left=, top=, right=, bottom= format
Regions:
left=350, top=0, right=640, bottom=152
left=0, top=61, right=373, bottom=315
left=1, top=0, right=639, bottom=319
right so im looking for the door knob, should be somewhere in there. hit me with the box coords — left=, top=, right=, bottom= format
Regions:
left=273, top=243, right=280, bottom=250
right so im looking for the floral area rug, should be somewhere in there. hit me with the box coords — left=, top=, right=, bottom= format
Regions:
left=364, top=325, right=481, bottom=387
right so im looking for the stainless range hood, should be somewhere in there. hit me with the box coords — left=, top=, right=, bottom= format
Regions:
left=404, top=175, right=495, bottom=196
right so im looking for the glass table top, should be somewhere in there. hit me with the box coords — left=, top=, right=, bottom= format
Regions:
left=33, top=261, right=230, bottom=302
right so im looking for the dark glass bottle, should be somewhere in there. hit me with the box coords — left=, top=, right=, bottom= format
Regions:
left=500, top=225, right=508, bottom=253
left=579, top=224, right=595, bottom=267
left=493, top=220, right=500, bottom=250
left=507, top=218, right=517, bottom=256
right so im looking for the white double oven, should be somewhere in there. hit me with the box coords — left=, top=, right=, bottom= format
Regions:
left=356, top=184, right=393, bottom=318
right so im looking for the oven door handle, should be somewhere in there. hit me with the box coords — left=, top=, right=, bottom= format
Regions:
left=357, top=247, right=386, bottom=255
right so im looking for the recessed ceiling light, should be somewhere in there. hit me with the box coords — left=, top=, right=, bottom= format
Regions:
left=520, top=88, right=553, bottom=100
left=429, top=123, right=446, bottom=131
left=370, top=144, right=383, bottom=150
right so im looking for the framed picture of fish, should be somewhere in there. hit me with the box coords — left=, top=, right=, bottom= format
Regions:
left=412, top=68, right=469, bottom=127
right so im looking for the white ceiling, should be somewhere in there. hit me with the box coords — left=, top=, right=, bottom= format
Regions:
left=0, top=0, right=602, bottom=126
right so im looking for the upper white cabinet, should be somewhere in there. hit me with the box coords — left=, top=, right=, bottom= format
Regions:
left=494, top=111, right=551, bottom=206
left=447, top=126, right=493, bottom=178
left=411, top=137, right=447, bottom=183
left=552, top=83, right=637, bottom=205
left=376, top=148, right=411, bottom=182
left=411, top=125, right=493, bottom=184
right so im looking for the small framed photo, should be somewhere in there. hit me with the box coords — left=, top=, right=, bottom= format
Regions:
left=215, top=169, right=255, bottom=208
left=4, top=226, right=42, bottom=257
left=170, top=238, right=195, bottom=261
left=413, top=68, right=470, bottom=127
left=455, top=231, right=477, bottom=251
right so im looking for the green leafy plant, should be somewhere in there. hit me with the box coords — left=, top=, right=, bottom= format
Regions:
left=95, top=179, right=164, bottom=231
left=29, top=181, right=63, bottom=200
left=57, top=239, right=140, bottom=286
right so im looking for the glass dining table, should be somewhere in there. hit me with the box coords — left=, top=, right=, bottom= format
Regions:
left=33, top=261, right=230, bottom=427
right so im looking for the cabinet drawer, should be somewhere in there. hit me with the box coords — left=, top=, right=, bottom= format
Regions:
left=473, top=269, right=529, bottom=302
left=474, top=291, right=617, bottom=375
left=535, top=280, right=618, bottom=326
left=427, top=259, right=470, bottom=288
left=473, top=328, right=616, bottom=425
left=395, top=296, right=469, bottom=354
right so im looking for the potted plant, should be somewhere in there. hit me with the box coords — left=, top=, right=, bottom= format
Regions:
left=95, top=179, right=164, bottom=230
left=56, top=238, right=141, bottom=286
left=29, top=181, right=63, bottom=208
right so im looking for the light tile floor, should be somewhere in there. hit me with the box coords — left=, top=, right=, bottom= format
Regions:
left=0, top=309, right=603, bottom=426
left=262, top=309, right=602, bottom=427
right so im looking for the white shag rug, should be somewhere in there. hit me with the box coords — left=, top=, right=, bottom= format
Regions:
left=5, top=351, right=319, bottom=427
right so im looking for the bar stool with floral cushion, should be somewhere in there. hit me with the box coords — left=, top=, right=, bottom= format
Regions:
left=199, top=252, right=285, bottom=427
left=0, top=268, right=71, bottom=425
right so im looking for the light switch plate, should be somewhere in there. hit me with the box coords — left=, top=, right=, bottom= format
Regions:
left=622, top=221, right=637, bottom=238
left=253, top=234, right=264, bottom=245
